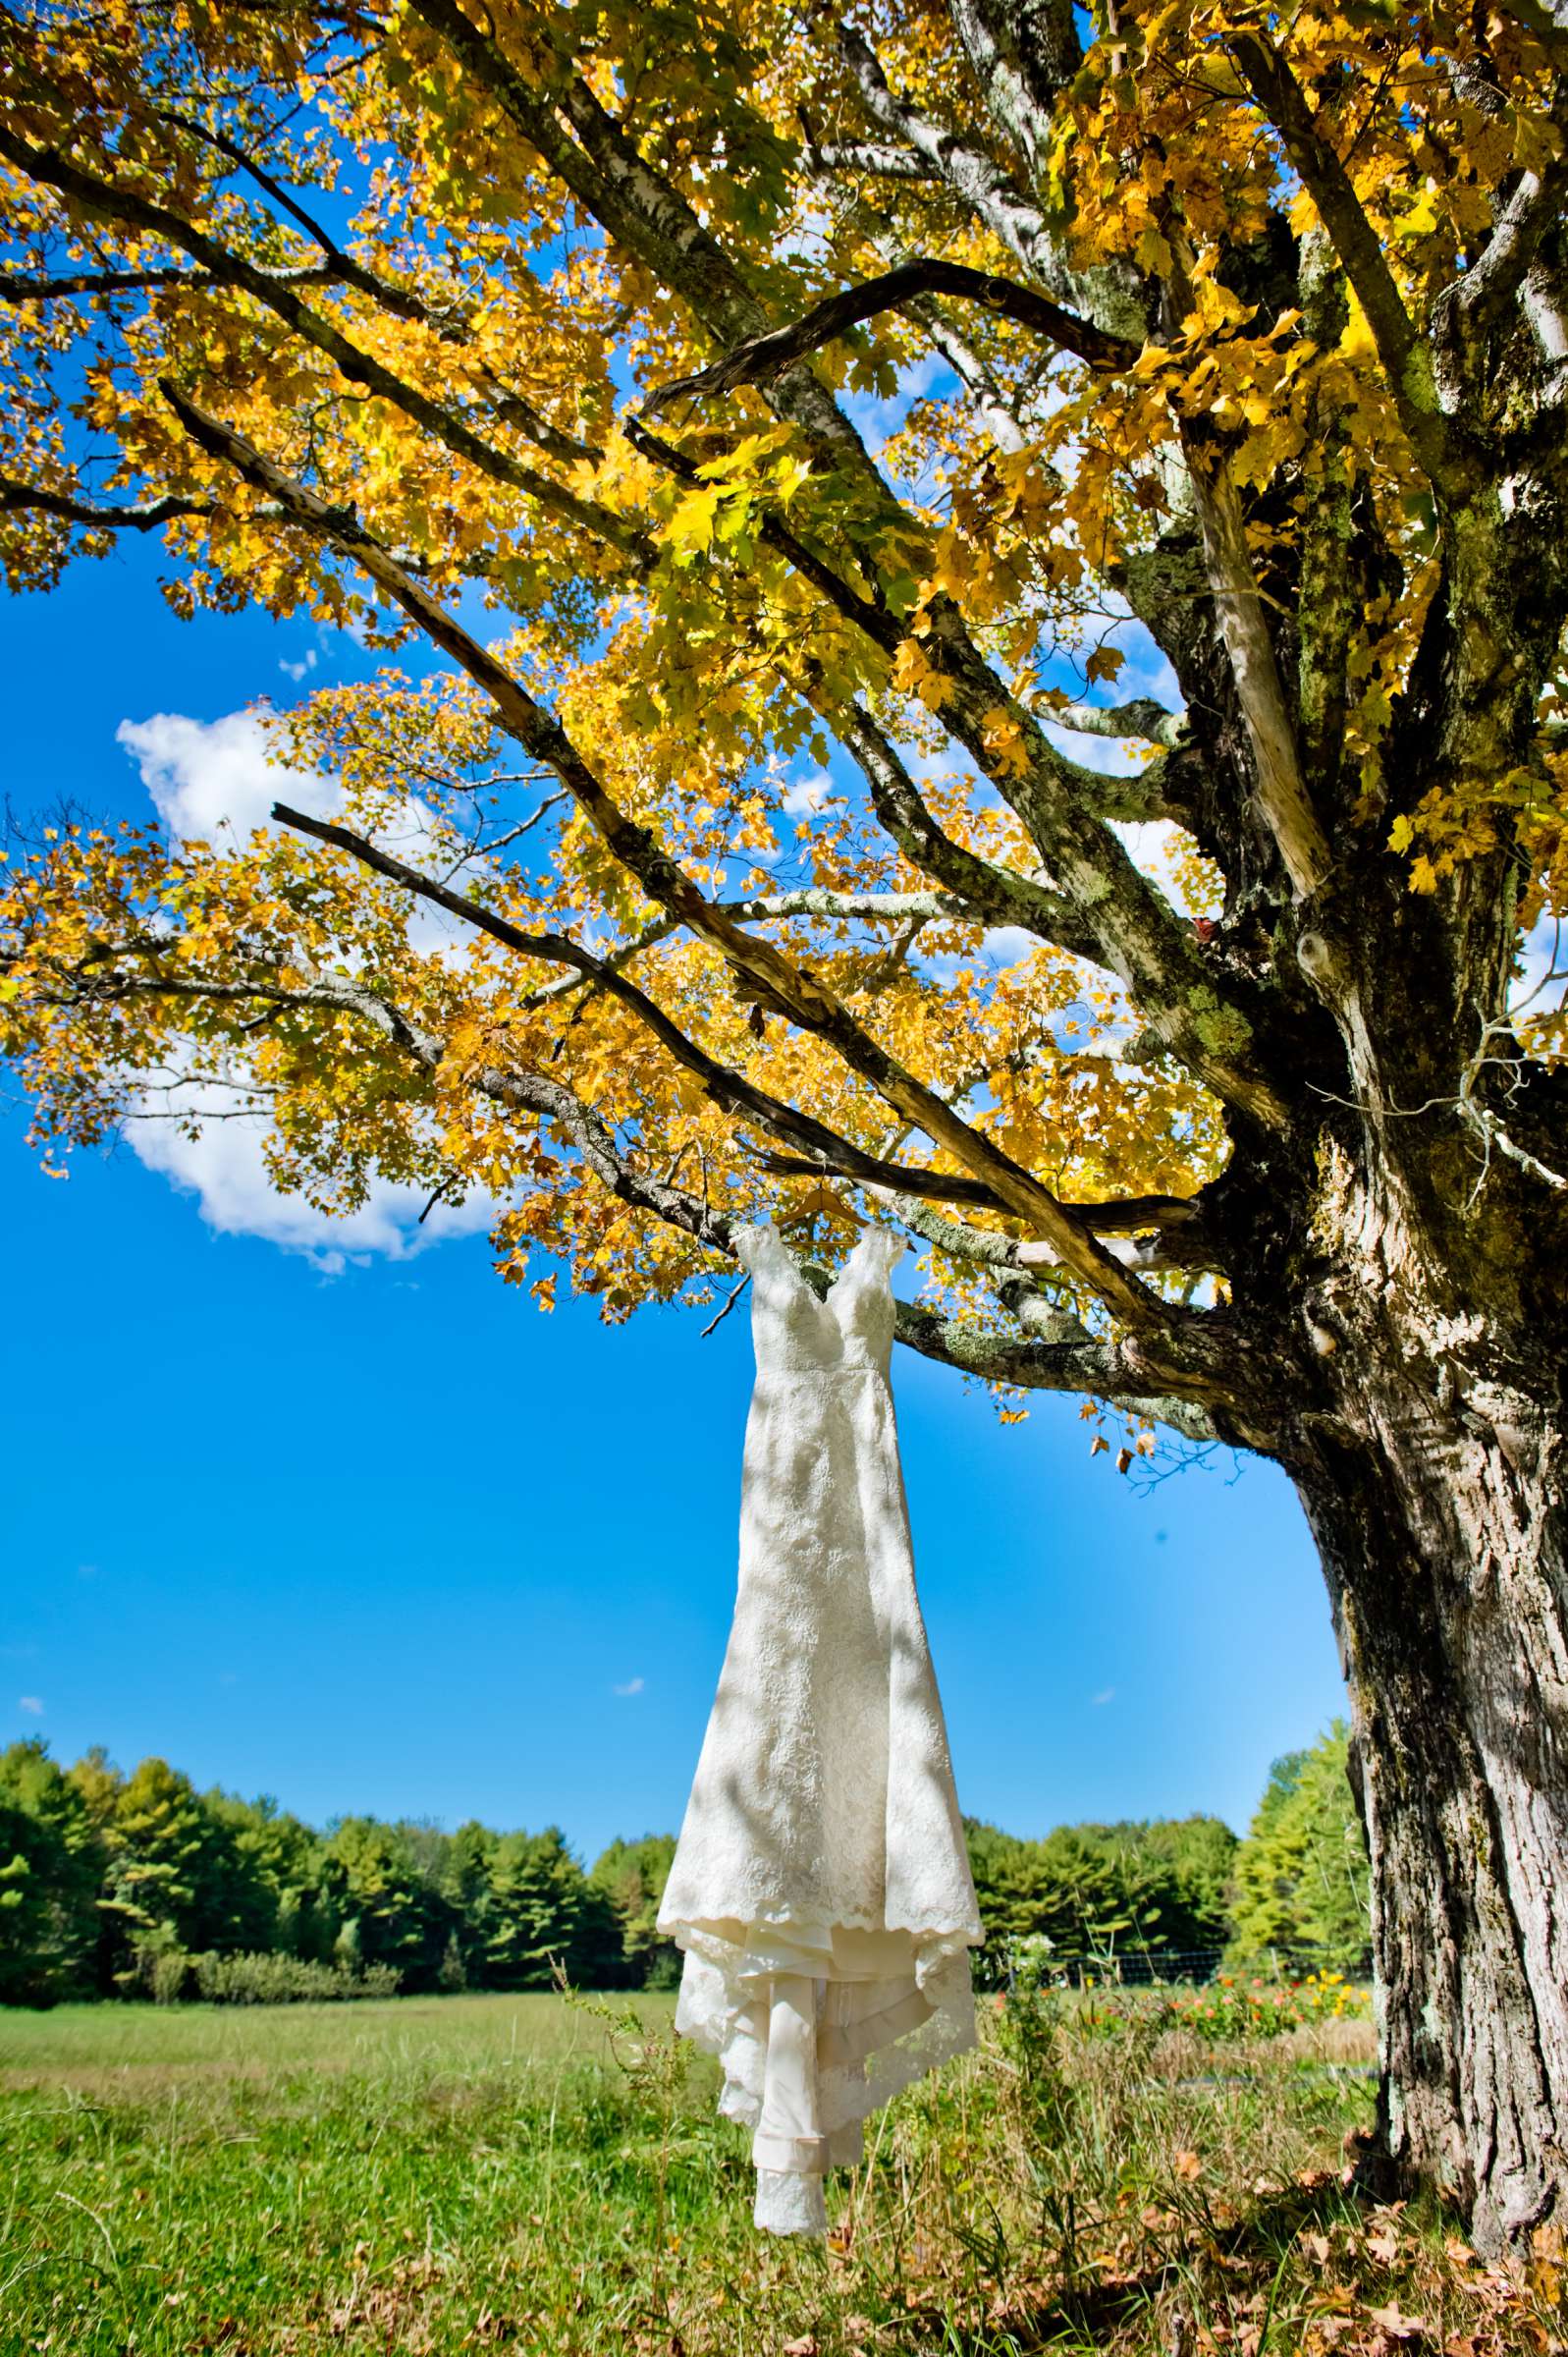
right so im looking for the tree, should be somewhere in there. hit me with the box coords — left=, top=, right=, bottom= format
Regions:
left=1128, top=1817, right=1239, bottom=1954
left=323, top=1816, right=450, bottom=1987
left=1228, top=1721, right=1371, bottom=1973
left=0, top=0, right=1564, bottom=2249
left=97, top=1755, right=250, bottom=1987
left=591, top=1833, right=680, bottom=1988
left=963, top=1815, right=1220, bottom=1965
left=480, top=1828, right=619, bottom=1989
left=0, top=1739, right=101, bottom=2003
left=201, top=1787, right=338, bottom=1959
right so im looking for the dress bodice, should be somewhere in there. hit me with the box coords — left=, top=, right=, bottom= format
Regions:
left=734, top=1222, right=904, bottom=1380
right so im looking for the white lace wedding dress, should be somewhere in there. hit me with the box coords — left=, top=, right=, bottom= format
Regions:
left=658, top=1220, right=982, bottom=2235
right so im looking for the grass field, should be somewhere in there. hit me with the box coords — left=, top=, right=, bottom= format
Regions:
left=2, top=1986, right=1561, bottom=2355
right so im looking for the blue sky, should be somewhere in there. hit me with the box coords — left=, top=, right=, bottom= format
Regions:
left=1, top=540, right=1348, bottom=1862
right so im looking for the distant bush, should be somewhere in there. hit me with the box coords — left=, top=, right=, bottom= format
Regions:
left=190, top=1951, right=402, bottom=2004
left=148, top=1950, right=194, bottom=2005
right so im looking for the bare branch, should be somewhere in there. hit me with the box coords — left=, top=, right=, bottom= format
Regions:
left=0, top=475, right=213, bottom=529
left=1451, top=149, right=1568, bottom=344
left=151, top=106, right=437, bottom=330
left=1181, top=434, right=1333, bottom=897
left=645, top=257, right=1135, bottom=414
left=1045, top=698, right=1182, bottom=749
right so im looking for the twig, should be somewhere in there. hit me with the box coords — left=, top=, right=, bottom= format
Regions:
left=699, top=1274, right=750, bottom=1337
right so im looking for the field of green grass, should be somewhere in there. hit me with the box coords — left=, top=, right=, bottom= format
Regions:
left=2, top=1987, right=1561, bottom=2355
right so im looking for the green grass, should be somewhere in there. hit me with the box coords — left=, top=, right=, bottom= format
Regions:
left=1, top=1988, right=1559, bottom=2355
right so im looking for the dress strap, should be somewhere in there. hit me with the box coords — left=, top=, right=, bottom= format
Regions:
left=732, top=1220, right=782, bottom=1272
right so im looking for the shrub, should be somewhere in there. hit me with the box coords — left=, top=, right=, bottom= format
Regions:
left=190, top=1950, right=402, bottom=2004
left=148, top=1950, right=194, bottom=2005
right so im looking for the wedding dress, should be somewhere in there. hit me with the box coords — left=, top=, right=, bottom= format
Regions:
left=658, top=1220, right=982, bottom=2235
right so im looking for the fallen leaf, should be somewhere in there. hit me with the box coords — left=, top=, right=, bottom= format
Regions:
left=1370, top=2300, right=1428, bottom=2339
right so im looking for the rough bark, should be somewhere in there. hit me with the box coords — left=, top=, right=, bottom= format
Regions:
left=1291, top=1340, right=1568, bottom=2250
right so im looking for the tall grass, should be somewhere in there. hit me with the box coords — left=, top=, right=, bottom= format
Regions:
left=1, top=1988, right=1560, bottom=2353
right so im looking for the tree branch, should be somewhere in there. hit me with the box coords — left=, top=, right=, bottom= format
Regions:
left=1180, top=432, right=1333, bottom=897
left=645, top=257, right=1134, bottom=414
left=799, top=135, right=936, bottom=182
left=1225, top=33, right=1457, bottom=492
left=0, top=125, right=649, bottom=561
left=0, top=475, right=214, bottom=529
left=1045, top=698, right=1182, bottom=749
left=38, top=949, right=1248, bottom=1427
left=827, top=698, right=1104, bottom=957
left=401, top=0, right=1284, bottom=1134
left=163, top=392, right=1189, bottom=1330
left=0, top=262, right=335, bottom=301
left=151, top=106, right=438, bottom=330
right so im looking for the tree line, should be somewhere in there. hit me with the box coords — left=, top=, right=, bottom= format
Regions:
left=0, top=1725, right=1367, bottom=2005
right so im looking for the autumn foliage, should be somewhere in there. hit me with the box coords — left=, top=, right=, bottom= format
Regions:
left=4, top=0, right=1568, bottom=2254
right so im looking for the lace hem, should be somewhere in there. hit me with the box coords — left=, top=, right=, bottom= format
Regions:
left=671, top=1916, right=977, bottom=2177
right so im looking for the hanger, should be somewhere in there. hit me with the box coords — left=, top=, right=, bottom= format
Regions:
left=776, top=1181, right=865, bottom=1232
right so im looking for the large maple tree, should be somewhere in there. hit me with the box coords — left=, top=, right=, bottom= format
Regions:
left=2, top=0, right=1566, bottom=2250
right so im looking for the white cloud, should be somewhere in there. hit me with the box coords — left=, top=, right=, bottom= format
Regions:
left=781, top=770, right=837, bottom=818
left=280, top=648, right=318, bottom=685
left=120, top=710, right=475, bottom=965
left=117, top=709, right=335, bottom=846
left=1041, top=721, right=1150, bottom=778
left=1110, top=817, right=1192, bottom=907
left=1090, top=1687, right=1115, bottom=1707
left=981, top=926, right=1036, bottom=967
left=18, top=1695, right=43, bottom=1716
left=114, top=712, right=506, bottom=1266
left=612, top=1676, right=645, bottom=1697
left=128, top=1104, right=495, bottom=1271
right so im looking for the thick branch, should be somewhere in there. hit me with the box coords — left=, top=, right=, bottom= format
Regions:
left=1181, top=436, right=1333, bottom=896
left=1226, top=34, right=1456, bottom=491
left=1046, top=698, right=1182, bottom=749
left=801, top=136, right=935, bottom=181
left=645, top=257, right=1134, bottom=413
left=891, top=1299, right=1259, bottom=1442
left=774, top=1162, right=1215, bottom=1264
left=1450, top=150, right=1568, bottom=344
left=0, top=262, right=330, bottom=301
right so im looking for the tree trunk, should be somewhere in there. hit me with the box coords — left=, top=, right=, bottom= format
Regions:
left=1289, top=1338, right=1568, bottom=2252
